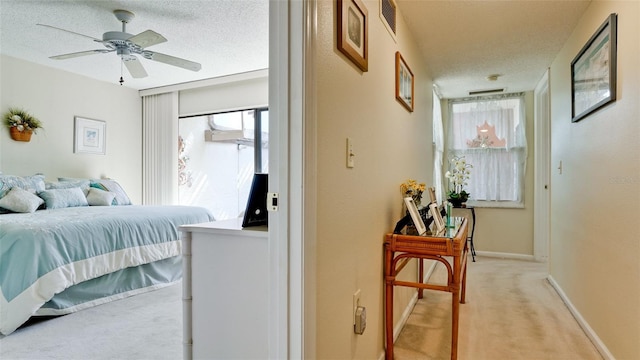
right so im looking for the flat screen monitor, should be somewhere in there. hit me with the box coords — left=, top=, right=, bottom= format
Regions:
left=242, top=173, right=268, bottom=227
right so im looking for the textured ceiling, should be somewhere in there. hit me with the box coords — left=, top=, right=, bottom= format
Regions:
left=0, top=0, right=269, bottom=90
left=1, top=0, right=591, bottom=97
left=397, top=0, right=591, bottom=98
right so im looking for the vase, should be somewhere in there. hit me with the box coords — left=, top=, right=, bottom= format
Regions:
left=9, top=127, right=32, bottom=142
left=447, top=197, right=466, bottom=208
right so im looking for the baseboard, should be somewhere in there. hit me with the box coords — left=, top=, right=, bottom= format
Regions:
left=547, top=275, right=615, bottom=360
left=378, top=261, right=438, bottom=360
left=475, top=250, right=535, bottom=261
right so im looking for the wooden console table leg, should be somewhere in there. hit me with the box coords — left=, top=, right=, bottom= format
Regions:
left=384, top=245, right=394, bottom=360
left=451, top=287, right=459, bottom=360
left=418, top=258, right=424, bottom=299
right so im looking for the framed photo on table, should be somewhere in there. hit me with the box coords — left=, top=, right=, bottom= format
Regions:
left=571, top=13, right=617, bottom=123
left=395, top=51, right=414, bottom=112
left=404, top=197, right=426, bottom=236
left=429, top=202, right=445, bottom=234
left=74, top=116, right=106, bottom=155
left=337, top=0, right=368, bottom=72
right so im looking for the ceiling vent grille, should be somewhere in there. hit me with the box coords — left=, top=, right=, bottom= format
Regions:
left=381, top=0, right=397, bottom=36
left=469, top=88, right=505, bottom=96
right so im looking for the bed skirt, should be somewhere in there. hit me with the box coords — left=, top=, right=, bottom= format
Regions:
left=36, top=256, right=182, bottom=316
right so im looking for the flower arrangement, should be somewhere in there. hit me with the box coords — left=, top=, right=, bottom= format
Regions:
left=400, top=179, right=426, bottom=206
left=445, top=156, right=472, bottom=206
left=4, top=108, right=43, bottom=134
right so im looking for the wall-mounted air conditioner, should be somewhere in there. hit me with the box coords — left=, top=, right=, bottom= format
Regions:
left=204, top=129, right=244, bottom=142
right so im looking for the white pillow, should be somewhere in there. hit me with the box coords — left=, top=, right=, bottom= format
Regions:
left=0, top=187, right=44, bottom=213
left=86, top=187, right=115, bottom=206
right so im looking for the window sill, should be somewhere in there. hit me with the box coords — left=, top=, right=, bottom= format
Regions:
left=466, top=200, right=524, bottom=209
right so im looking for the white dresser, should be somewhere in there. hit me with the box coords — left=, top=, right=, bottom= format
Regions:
left=180, top=218, right=268, bottom=360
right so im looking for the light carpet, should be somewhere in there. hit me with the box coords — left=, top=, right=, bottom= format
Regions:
left=0, top=284, right=182, bottom=360
left=0, top=258, right=603, bottom=360
left=393, top=257, right=602, bottom=359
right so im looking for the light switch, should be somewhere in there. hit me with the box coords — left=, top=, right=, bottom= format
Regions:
left=347, top=138, right=355, bottom=168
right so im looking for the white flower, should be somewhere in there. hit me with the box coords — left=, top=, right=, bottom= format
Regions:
left=16, top=124, right=25, bottom=131
left=11, top=115, right=22, bottom=123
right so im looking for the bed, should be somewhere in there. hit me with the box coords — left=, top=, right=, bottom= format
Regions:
left=0, top=174, right=213, bottom=335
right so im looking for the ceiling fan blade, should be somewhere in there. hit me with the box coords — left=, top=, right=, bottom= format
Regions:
left=50, top=49, right=112, bottom=60
left=127, top=30, right=167, bottom=48
left=37, top=24, right=102, bottom=42
left=123, top=57, right=148, bottom=78
left=144, top=51, right=202, bottom=72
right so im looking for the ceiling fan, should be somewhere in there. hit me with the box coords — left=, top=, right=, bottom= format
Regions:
left=38, top=9, right=201, bottom=84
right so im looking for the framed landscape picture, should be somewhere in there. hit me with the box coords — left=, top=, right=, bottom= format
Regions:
left=571, top=13, right=617, bottom=122
left=74, top=116, right=106, bottom=155
left=337, top=0, right=368, bottom=72
left=395, top=51, right=414, bottom=112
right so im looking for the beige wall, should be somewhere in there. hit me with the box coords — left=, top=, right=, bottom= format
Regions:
left=441, top=93, right=536, bottom=256
left=548, top=1, right=640, bottom=359
left=314, top=0, right=433, bottom=358
left=0, top=55, right=143, bottom=202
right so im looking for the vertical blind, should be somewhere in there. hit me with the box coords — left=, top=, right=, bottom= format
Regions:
left=142, top=92, right=179, bottom=205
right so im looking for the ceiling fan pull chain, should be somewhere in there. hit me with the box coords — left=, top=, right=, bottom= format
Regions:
left=119, top=58, right=124, bottom=86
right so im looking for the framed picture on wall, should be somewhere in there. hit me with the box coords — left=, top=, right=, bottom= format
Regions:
left=74, top=116, right=106, bottom=155
left=571, top=13, right=617, bottom=122
left=395, top=51, right=414, bottom=112
left=337, top=0, right=368, bottom=72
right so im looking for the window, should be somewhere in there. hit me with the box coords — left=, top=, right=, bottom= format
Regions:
left=178, top=108, right=268, bottom=219
left=447, top=94, right=526, bottom=206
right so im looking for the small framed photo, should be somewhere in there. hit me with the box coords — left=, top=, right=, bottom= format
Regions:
left=74, top=116, right=106, bottom=155
left=404, top=197, right=426, bottom=236
left=395, top=52, right=414, bottom=112
left=337, top=0, right=368, bottom=72
left=571, top=13, right=617, bottom=122
left=429, top=202, right=445, bottom=234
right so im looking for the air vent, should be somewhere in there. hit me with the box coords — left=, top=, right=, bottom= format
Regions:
left=469, top=88, right=505, bottom=96
left=381, top=0, right=396, bottom=38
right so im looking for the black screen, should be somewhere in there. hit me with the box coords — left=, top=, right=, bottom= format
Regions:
left=242, top=173, right=268, bottom=227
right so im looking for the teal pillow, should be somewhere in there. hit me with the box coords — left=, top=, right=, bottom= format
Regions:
left=46, top=180, right=91, bottom=195
left=38, top=188, right=89, bottom=209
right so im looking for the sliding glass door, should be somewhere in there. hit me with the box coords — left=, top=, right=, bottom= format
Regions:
left=178, top=108, right=268, bottom=220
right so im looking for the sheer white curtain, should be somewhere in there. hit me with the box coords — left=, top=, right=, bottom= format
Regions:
left=447, top=93, right=526, bottom=204
left=432, top=90, right=445, bottom=204
left=142, top=92, right=179, bottom=205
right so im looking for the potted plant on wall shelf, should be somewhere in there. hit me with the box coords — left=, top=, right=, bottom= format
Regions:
left=445, top=156, right=473, bottom=207
left=4, top=108, right=43, bottom=142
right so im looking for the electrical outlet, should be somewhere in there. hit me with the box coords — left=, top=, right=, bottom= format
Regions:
left=354, top=306, right=366, bottom=335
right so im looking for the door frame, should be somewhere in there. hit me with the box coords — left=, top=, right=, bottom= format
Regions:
left=533, top=69, right=551, bottom=263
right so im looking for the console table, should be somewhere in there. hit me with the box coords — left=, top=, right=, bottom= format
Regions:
left=384, top=217, right=469, bottom=360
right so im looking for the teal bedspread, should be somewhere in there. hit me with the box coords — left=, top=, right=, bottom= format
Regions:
left=0, top=205, right=212, bottom=335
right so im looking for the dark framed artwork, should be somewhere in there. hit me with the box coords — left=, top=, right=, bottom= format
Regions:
left=337, top=0, right=368, bottom=72
left=395, top=51, right=414, bottom=112
left=571, top=13, right=617, bottom=123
